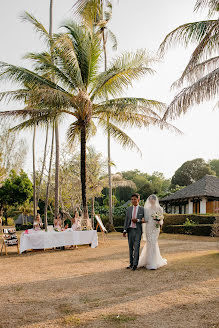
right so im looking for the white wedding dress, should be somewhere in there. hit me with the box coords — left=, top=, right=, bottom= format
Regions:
left=138, top=197, right=167, bottom=270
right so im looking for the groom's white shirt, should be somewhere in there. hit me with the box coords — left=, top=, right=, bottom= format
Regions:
left=129, top=205, right=139, bottom=228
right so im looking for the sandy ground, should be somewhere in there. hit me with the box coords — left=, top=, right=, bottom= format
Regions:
left=0, top=232, right=218, bottom=328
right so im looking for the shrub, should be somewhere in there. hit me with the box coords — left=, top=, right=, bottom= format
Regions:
left=163, top=214, right=216, bottom=227
left=16, top=224, right=34, bottom=231
left=7, top=217, right=15, bottom=226
left=183, top=218, right=196, bottom=226
left=115, top=226, right=124, bottom=232
left=163, top=224, right=213, bottom=236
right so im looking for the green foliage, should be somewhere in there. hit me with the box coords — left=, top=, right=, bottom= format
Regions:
left=120, top=170, right=171, bottom=201
left=137, top=181, right=154, bottom=200
left=171, top=158, right=215, bottom=187
left=209, top=159, right=219, bottom=177
left=183, top=218, right=196, bottom=226
left=115, top=186, right=135, bottom=202
left=163, top=214, right=216, bottom=227
left=163, top=224, right=213, bottom=236
left=0, top=170, right=33, bottom=207
left=6, top=217, right=14, bottom=226
left=103, top=194, right=118, bottom=206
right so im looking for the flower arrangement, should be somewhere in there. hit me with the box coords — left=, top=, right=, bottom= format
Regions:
left=152, top=212, right=164, bottom=228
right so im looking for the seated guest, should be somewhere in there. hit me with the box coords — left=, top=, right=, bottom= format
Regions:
left=33, top=214, right=43, bottom=231
left=71, top=210, right=81, bottom=231
left=63, top=222, right=69, bottom=230
left=54, top=213, right=62, bottom=231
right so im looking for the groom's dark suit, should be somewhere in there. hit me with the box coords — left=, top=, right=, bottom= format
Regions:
left=124, top=206, right=144, bottom=267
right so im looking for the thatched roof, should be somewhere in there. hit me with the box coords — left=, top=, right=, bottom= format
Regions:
left=160, top=175, right=219, bottom=202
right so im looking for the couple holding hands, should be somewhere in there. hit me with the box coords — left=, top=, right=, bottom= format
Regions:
left=123, top=193, right=167, bottom=271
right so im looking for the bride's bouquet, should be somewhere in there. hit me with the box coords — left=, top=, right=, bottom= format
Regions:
left=152, top=212, right=164, bottom=228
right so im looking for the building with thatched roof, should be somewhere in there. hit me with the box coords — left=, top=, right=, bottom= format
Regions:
left=160, top=175, right=219, bottom=214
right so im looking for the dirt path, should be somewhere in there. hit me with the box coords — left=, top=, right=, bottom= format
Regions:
left=0, top=233, right=218, bottom=328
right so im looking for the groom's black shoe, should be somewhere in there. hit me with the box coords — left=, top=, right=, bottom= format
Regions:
left=132, top=265, right=137, bottom=271
left=126, top=265, right=133, bottom=269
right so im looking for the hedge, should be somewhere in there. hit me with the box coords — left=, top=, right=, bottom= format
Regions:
left=163, top=224, right=213, bottom=236
left=163, top=214, right=216, bottom=227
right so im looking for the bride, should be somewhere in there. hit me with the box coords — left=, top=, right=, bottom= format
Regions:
left=138, top=194, right=167, bottom=270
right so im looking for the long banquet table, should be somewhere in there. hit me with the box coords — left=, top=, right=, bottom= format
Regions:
left=20, top=230, right=98, bottom=253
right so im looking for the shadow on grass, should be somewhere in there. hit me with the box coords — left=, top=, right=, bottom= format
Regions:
left=0, top=251, right=218, bottom=328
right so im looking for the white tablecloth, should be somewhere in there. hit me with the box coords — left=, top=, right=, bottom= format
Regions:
left=20, top=230, right=98, bottom=253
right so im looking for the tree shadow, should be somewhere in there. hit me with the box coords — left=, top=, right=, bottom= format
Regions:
left=0, top=252, right=218, bottom=327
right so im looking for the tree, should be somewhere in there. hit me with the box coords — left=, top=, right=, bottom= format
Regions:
left=0, top=122, right=27, bottom=175
left=0, top=20, right=177, bottom=222
left=137, top=182, right=154, bottom=201
left=0, top=153, right=6, bottom=185
left=159, top=0, right=219, bottom=120
left=171, top=158, right=215, bottom=187
left=73, top=0, right=117, bottom=226
left=209, top=159, right=219, bottom=177
left=0, top=170, right=33, bottom=222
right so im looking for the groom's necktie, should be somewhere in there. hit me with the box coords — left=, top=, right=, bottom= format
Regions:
left=131, top=206, right=137, bottom=228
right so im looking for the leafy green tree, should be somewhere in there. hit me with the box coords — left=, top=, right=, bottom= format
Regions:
left=209, top=159, right=219, bottom=177
left=171, top=158, right=215, bottom=187
left=137, top=182, right=154, bottom=201
left=0, top=170, right=33, bottom=223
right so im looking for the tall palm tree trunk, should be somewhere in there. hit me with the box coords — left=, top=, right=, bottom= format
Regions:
left=102, top=26, right=113, bottom=225
left=49, top=0, right=60, bottom=217
left=33, top=124, right=37, bottom=219
left=81, top=122, right=88, bottom=218
left=36, top=124, right=49, bottom=205
left=44, top=124, right=54, bottom=230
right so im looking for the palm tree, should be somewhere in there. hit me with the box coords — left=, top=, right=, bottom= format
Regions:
left=159, top=0, right=219, bottom=120
left=73, top=0, right=117, bottom=225
left=0, top=21, right=178, bottom=221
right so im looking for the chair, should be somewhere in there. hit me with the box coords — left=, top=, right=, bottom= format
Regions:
left=1, top=228, right=19, bottom=255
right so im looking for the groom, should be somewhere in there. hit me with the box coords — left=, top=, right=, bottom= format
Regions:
left=123, top=193, right=144, bottom=271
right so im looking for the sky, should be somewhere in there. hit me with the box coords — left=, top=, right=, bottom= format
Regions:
left=0, top=0, right=218, bottom=179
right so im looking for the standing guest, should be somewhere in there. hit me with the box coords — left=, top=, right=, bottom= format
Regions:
left=71, top=210, right=81, bottom=231
left=54, top=213, right=63, bottom=231
left=33, top=214, right=43, bottom=231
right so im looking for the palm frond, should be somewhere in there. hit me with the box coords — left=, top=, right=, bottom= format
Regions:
left=171, top=22, right=219, bottom=86
left=159, top=20, right=218, bottom=56
left=21, top=12, right=51, bottom=43
left=98, top=118, right=142, bottom=155
left=163, top=68, right=219, bottom=120
left=107, top=30, right=117, bottom=50
left=24, top=51, right=80, bottom=91
left=172, top=56, right=219, bottom=88
left=0, top=89, right=28, bottom=103
left=67, top=119, right=97, bottom=145
left=91, top=50, right=155, bottom=99
left=0, top=61, right=66, bottom=93
left=194, top=0, right=219, bottom=16
left=72, top=0, right=102, bottom=24
left=95, top=97, right=166, bottom=117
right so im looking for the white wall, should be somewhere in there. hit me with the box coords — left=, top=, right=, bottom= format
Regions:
left=200, top=198, right=207, bottom=214
left=188, top=199, right=193, bottom=214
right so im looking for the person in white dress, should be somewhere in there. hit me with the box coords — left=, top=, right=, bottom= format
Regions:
left=138, top=194, right=167, bottom=270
